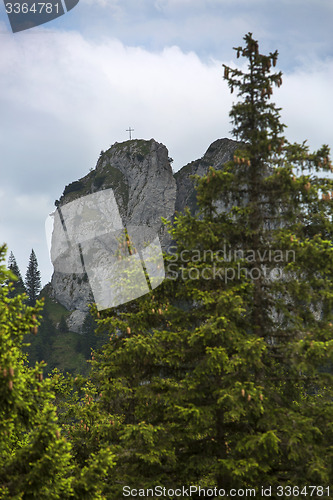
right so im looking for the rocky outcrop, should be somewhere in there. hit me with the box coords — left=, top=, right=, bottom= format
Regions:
left=174, top=138, right=241, bottom=213
left=50, top=137, right=240, bottom=332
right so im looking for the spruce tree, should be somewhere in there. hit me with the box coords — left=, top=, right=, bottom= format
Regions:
left=77, top=313, right=99, bottom=359
left=0, top=244, right=72, bottom=497
left=7, top=251, right=26, bottom=297
left=0, top=244, right=116, bottom=497
left=69, top=33, right=333, bottom=495
left=25, top=249, right=42, bottom=306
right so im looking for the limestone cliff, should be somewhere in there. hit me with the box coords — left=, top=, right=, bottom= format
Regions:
left=174, top=138, right=240, bottom=214
left=50, top=137, right=240, bottom=332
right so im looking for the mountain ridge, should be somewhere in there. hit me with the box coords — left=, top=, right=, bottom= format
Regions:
left=50, top=137, right=241, bottom=332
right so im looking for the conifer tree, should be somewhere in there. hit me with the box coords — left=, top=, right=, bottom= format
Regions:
left=0, top=244, right=116, bottom=498
left=77, top=313, right=99, bottom=359
left=7, top=251, right=26, bottom=297
left=59, top=314, right=68, bottom=333
left=25, top=249, right=42, bottom=306
left=70, top=33, right=333, bottom=495
left=0, top=244, right=72, bottom=497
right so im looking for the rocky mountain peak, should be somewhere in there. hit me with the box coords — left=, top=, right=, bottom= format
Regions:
left=50, top=137, right=240, bottom=332
left=174, top=137, right=240, bottom=213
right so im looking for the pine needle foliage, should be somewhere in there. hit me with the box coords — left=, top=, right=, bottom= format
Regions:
left=7, top=251, right=26, bottom=297
left=72, top=33, right=333, bottom=495
left=0, top=244, right=73, bottom=498
left=25, top=249, right=42, bottom=306
left=0, top=244, right=116, bottom=498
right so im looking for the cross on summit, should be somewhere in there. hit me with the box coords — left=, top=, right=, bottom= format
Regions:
left=126, top=127, right=134, bottom=140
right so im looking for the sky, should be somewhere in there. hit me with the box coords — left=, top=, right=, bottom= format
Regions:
left=0, top=0, right=332, bottom=285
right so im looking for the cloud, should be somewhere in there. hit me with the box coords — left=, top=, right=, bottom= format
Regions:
left=49, top=0, right=333, bottom=70
left=81, top=0, right=109, bottom=5
left=0, top=30, right=232, bottom=282
left=0, top=187, right=54, bottom=282
left=0, top=30, right=233, bottom=178
left=276, top=58, right=333, bottom=150
left=0, top=28, right=332, bottom=285
left=80, top=0, right=121, bottom=13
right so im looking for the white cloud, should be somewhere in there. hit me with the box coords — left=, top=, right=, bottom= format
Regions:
left=54, top=0, right=333, bottom=71
left=0, top=28, right=332, bottom=285
left=0, top=189, right=54, bottom=283
left=0, top=30, right=233, bottom=175
left=81, top=0, right=108, bottom=5
left=276, top=59, right=333, bottom=150
left=80, top=0, right=121, bottom=13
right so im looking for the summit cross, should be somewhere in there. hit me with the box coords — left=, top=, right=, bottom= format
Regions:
left=126, top=127, right=134, bottom=140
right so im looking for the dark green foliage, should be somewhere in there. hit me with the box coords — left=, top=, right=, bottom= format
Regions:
left=0, top=244, right=116, bottom=498
left=23, top=290, right=91, bottom=376
left=76, top=314, right=98, bottom=359
left=25, top=310, right=57, bottom=370
left=75, top=33, right=333, bottom=493
left=7, top=251, right=26, bottom=297
left=63, top=180, right=84, bottom=196
left=93, top=174, right=106, bottom=189
left=25, top=249, right=41, bottom=306
left=0, top=244, right=73, bottom=498
left=59, top=315, right=68, bottom=333
left=3, top=34, right=333, bottom=497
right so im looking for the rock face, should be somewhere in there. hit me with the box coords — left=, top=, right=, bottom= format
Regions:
left=50, top=137, right=240, bottom=332
left=174, top=138, right=240, bottom=214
